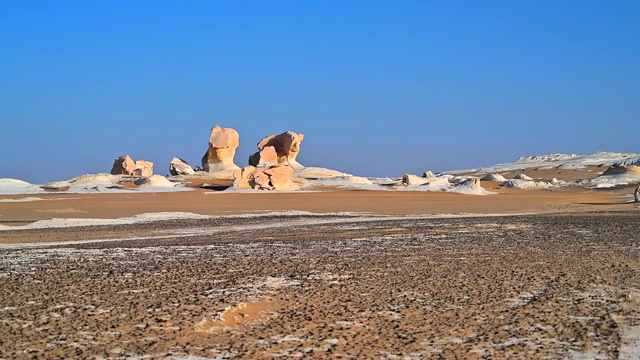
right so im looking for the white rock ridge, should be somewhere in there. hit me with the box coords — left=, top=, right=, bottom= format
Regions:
left=0, top=178, right=44, bottom=195
left=448, top=151, right=640, bottom=174
left=576, top=165, right=640, bottom=188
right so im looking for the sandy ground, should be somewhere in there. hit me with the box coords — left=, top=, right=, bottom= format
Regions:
left=0, top=184, right=637, bottom=226
left=1, top=168, right=639, bottom=359
left=1, top=214, right=640, bottom=359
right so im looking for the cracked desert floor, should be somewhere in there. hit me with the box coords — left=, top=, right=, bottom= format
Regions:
left=1, top=187, right=640, bottom=359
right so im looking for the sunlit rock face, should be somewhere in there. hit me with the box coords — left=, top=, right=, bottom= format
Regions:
left=111, top=155, right=153, bottom=176
left=169, top=157, right=195, bottom=176
left=201, top=126, right=240, bottom=173
left=233, top=165, right=294, bottom=191
left=251, top=131, right=304, bottom=170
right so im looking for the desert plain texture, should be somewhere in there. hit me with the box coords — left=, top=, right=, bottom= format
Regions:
left=1, top=163, right=640, bottom=359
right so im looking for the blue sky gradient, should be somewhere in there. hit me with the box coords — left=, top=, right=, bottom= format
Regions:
left=1, top=1, right=638, bottom=183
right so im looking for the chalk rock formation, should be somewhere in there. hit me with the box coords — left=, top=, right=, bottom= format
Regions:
left=233, top=165, right=293, bottom=190
left=170, top=157, right=195, bottom=176
left=635, top=185, right=640, bottom=203
left=422, top=171, right=435, bottom=179
left=202, top=126, right=240, bottom=172
left=514, top=174, right=534, bottom=181
left=111, top=155, right=137, bottom=175
left=248, top=146, right=278, bottom=168
left=403, top=174, right=428, bottom=185
left=601, top=164, right=640, bottom=177
left=111, top=156, right=154, bottom=176
left=481, top=173, right=507, bottom=182
left=346, top=176, right=374, bottom=185
left=263, top=166, right=293, bottom=189
left=294, top=167, right=348, bottom=179
left=133, top=160, right=154, bottom=177
left=0, top=178, right=44, bottom=195
left=400, top=175, right=451, bottom=190
left=551, top=178, right=564, bottom=185
left=135, top=175, right=175, bottom=188
left=503, top=179, right=555, bottom=190
left=452, top=177, right=484, bottom=194
left=613, top=156, right=640, bottom=167
left=251, top=131, right=304, bottom=169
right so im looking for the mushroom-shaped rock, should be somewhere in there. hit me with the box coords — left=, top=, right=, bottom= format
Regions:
left=248, top=146, right=278, bottom=168
left=202, top=126, right=240, bottom=172
left=132, top=160, right=154, bottom=177
left=635, top=185, right=640, bottom=203
left=251, top=131, right=304, bottom=169
left=170, top=157, right=195, bottom=176
left=111, top=155, right=137, bottom=175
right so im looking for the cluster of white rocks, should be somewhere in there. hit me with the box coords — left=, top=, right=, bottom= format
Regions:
left=106, top=126, right=640, bottom=194
left=5, top=126, right=639, bottom=195
left=463, top=157, right=640, bottom=190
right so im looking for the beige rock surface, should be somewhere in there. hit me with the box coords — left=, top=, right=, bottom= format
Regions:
left=263, top=166, right=293, bottom=189
left=232, top=166, right=257, bottom=189
left=111, top=156, right=153, bottom=176
left=233, top=165, right=294, bottom=190
left=252, top=131, right=304, bottom=169
left=202, top=126, right=240, bottom=173
left=248, top=146, right=278, bottom=168
left=133, top=160, right=154, bottom=177
left=110, top=155, right=137, bottom=175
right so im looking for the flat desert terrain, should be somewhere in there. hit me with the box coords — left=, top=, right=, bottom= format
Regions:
left=1, top=174, right=639, bottom=359
left=0, top=184, right=636, bottom=225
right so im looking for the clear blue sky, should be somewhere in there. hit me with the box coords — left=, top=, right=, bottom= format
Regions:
left=1, top=1, right=638, bottom=183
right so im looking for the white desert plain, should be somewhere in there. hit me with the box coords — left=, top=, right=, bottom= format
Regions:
left=1, top=126, right=640, bottom=359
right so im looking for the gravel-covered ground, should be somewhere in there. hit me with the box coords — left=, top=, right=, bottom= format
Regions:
left=1, top=213, right=640, bottom=359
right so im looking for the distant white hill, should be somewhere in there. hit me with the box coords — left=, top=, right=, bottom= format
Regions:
left=447, top=151, right=640, bottom=174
